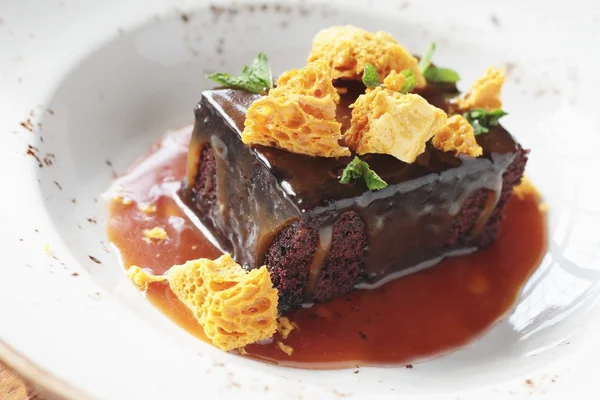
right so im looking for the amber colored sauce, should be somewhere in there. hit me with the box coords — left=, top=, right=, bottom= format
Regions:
left=106, top=127, right=547, bottom=369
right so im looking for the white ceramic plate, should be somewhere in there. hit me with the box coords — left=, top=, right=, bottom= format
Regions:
left=1, top=0, right=600, bottom=398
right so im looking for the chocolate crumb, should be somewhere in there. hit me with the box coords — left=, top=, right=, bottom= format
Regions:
left=358, top=331, right=367, bottom=340
left=354, top=370, right=359, bottom=374
left=26, top=148, right=43, bottom=168
left=47, top=108, right=55, bottom=115
left=264, top=385, right=269, bottom=391
left=26, top=149, right=44, bottom=168
left=180, top=13, right=190, bottom=23
left=88, top=255, right=101, bottom=264
left=405, top=364, right=413, bottom=369
left=53, top=181, right=62, bottom=190
left=71, top=272, right=79, bottom=277
left=42, top=152, right=55, bottom=166
left=105, top=159, right=113, bottom=167
left=525, top=379, right=533, bottom=386
left=19, top=238, right=23, bottom=242
left=87, top=218, right=97, bottom=224
left=71, top=198, right=77, bottom=204
left=20, top=120, right=34, bottom=132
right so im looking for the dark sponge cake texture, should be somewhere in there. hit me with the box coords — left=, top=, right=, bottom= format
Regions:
left=264, top=219, right=318, bottom=313
left=191, top=144, right=527, bottom=314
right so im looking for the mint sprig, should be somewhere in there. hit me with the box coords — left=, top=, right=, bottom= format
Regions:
left=340, top=156, right=388, bottom=191
left=399, top=69, right=417, bottom=93
left=362, top=63, right=381, bottom=88
left=418, top=42, right=436, bottom=74
left=419, top=42, right=460, bottom=84
left=362, top=64, right=416, bottom=94
left=208, top=52, right=273, bottom=94
left=423, top=67, right=460, bottom=83
left=463, top=108, right=508, bottom=135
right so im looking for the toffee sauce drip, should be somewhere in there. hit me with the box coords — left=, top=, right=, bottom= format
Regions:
left=106, top=126, right=546, bottom=368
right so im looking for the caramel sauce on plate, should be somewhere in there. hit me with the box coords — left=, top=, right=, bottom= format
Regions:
left=106, top=126, right=547, bottom=368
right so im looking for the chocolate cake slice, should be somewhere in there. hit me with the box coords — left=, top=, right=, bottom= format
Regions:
left=181, top=81, right=527, bottom=313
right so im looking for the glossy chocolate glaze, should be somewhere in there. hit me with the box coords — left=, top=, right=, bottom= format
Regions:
left=182, top=81, right=521, bottom=282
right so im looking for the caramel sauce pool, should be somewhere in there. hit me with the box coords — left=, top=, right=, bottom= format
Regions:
left=107, top=127, right=547, bottom=368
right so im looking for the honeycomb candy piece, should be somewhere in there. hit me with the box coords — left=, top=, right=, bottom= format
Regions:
left=143, top=227, right=168, bottom=241
left=277, top=341, right=294, bottom=356
left=126, top=266, right=166, bottom=291
left=307, top=25, right=426, bottom=87
left=166, top=258, right=212, bottom=322
left=243, top=95, right=349, bottom=157
left=168, top=254, right=278, bottom=351
left=343, top=87, right=447, bottom=163
left=276, top=317, right=298, bottom=339
left=125, top=255, right=278, bottom=351
left=455, top=67, right=505, bottom=111
left=242, top=61, right=349, bottom=158
left=382, top=70, right=410, bottom=92
left=432, top=115, right=483, bottom=157
left=270, top=60, right=340, bottom=104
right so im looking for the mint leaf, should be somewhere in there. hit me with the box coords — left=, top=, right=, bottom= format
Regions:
left=364, top=169, right=388, bottom=190
left=419, top=42, right=436, bottom=73
left=250, top=52, right=273, bottom=86
left=463, top=108, right=508, bottom=135
left=340, top=156, right=388, bottom=191
left=363, top=65, right=415, bottom=94
left=399, top=69, right=417, bottom=93
left=208, top=73, right=270, bottom=94
left=208, top=52, right=273, bottom=94
left=362, top=63, right=381, bottom=88
left=423, top=67, right=460, bottom=83
left=419, top=42, right=460, bottom=84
